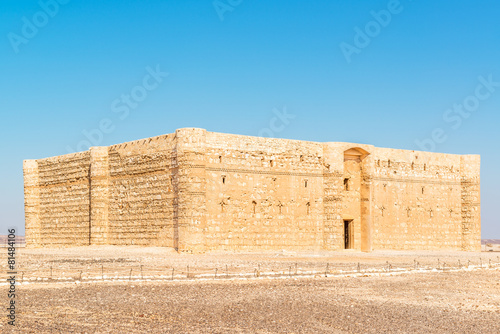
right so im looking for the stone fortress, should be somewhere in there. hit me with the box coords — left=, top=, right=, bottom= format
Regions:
left=23, top=128, right=481, bottom=252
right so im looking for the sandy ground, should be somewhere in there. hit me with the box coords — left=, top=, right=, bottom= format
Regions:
left=0, top=247, right=499, bottom=333
left=0, top=267, right=499, bottom=333
left=2, top=247, right=499, bottom=281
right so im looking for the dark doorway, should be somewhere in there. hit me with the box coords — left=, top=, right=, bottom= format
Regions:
left=344, top=220, right=353, bottom=249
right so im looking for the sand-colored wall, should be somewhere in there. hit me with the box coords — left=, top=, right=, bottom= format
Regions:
left=24, top=152, right=91, bottom=246
left=203, top=131, right=325, bottom=251
left=460, top=155, right=481, bottom=251
left=106, top=134, right=176, bottom=246
left=370, top=148, right=466, bottom=250
left=24, top=128, right=481, bottom=252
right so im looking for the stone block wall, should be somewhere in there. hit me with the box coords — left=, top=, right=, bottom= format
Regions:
left=106, top=133, right=176, bottom=246
left=24, top=128, right=481, bottom=252
left=370, top=148, right=465, bottom=250
left=24, top=152, right=91, bottom=246
left=203, top=131, right=325, bottom=251
left=460, top=155, right=481, bottom=251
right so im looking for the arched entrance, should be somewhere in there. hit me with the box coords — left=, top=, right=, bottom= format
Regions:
left=343, top=147, right=372, bottom=251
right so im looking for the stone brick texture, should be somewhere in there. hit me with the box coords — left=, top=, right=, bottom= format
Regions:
left=23, top=128, right=481, bottom=252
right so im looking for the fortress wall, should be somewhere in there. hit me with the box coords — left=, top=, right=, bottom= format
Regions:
left=343, top=159, right=363, bottom=250
left=106, top=134, right=176, bottom=246
left=89, top=147, right=109, bottom=245
left=460, top=155, right=481, bottom=251
left=203, top=132, right=326, bottom=251
left=172, top=128, right=208, bottom=252
left=370, top=148, right=463, bottom=250
left=321, top=144, right=344, bottom=251
left=23, top=128, right=481, bottom=252
left=322, top=143, right=377, bottom=252
left=23, top=160, right=41, bottom=247
left=28, top=152, right=91, bottom=246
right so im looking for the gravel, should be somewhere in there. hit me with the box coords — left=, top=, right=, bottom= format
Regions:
left=1, top=268, right=499, bottom=333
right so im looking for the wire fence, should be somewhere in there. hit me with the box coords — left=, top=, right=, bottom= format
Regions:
left=3, top=257, right=499, bottom=285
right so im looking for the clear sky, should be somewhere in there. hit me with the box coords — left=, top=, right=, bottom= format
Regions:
left=1, top=0, right=499, bottom=238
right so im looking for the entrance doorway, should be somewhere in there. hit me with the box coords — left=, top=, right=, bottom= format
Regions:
left=344, top=220, right=353, bottom=249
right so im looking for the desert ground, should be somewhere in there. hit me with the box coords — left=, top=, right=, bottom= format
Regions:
left=4, top=246, right=500, bottom=280
left=1, top=247, right=499, bottom=333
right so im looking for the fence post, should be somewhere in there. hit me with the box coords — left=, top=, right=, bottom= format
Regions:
left=140, top=265, right=143, bottom=280
left=480, top=258, right=482, bottom=268
left=215, top=268, right=218, bottom=279
left=325, top=263, right=329, bottom=277
left=226, top=265, right=229, bottom=279
left=458, top=259, right=461, bottom=268
left=79, top=270, right=83, bottom=281
left=101, top=264, right=104, bottom=280
left=357, top=263, right=360, bottom=273
left=295, top=262, right=298, bottom=275
left=21, top=271, right=24, bottom=283
left=187, top=265, right=189, bottom=279
left=50, top=266, right=53, bottom=279
left=129, top=269, right=132, bottom=281
left=171, top=268, right=174, bottom=280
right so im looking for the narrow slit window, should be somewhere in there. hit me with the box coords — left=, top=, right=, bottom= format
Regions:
left=222, top=176, right=226, bottom=184
left=278, top=203, right=283, bottom=214
left=344, top=178, right=349, bottom=191
left=252, top=201, right=257, bottom=214
left=304, top=180, right=308, bottom=188
left=219, top=155, right=222, bottom=163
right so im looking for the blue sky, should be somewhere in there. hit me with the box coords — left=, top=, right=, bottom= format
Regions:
left=1, top=0, right=499, bottom=238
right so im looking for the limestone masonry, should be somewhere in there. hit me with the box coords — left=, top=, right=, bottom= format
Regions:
left=23, top=128, right=481, bottom=252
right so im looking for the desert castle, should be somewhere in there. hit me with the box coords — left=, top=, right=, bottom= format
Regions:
left=23, top=128, right=481, bottom=252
